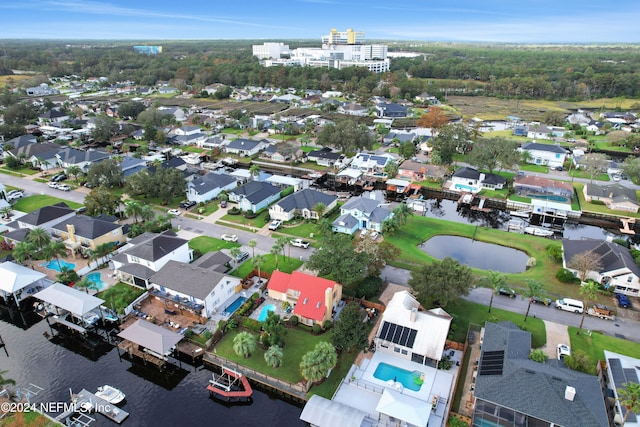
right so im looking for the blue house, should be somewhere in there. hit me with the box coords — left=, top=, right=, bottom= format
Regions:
left=229, top=181, right=281, bottom=213
left=187, top=172, right=237, bottom=203
left=332, top=196, right=393, bottom=235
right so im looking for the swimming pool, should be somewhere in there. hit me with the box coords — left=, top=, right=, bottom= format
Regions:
left=224, top=296, right=247, bottom=315
left=527, top=193, right=569, bottom=203
left=258, top=304, right=276, bottom=322
left=373, top=362, right=423, bottom=392
left=85, top=272, right=106, bottom=291
left=40, top=259, right=76, bottom=272
left=454, top=183, right=479, bottom=193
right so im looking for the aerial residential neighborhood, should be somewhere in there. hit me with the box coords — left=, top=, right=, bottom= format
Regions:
left=1, top=7, right=640, bottom=427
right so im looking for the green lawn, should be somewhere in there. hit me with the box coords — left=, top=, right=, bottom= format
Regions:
left=447, top=299, right=547, bottom=348
left=481, top=130, right=533, bottom=143
left=215, top=327, right=331, bottom=383
left=233, top=254, right=303, bottom=277
left=188, top=236, right=241, bottom=254
left=509, top=194, right=532, bottom=203
left=96, top=282, right=145, bottom=314
left=1, top=166, right=40, bottom=175
left=221, top=210, right=271, bottom=229
left=518, top=164, right=549, bottom=173
left=568, top=326, right=640, bottom=374
left=193, top=201, right=219, bottom=216
left=478, top=188, right=508, bottom=199
left=12, top=195, right=83, bottom=212
left=299, top=145, right=321, bottom=153
left=277, top=220, right=321, bottom=239
left=569, top=169, right=610, bottom=181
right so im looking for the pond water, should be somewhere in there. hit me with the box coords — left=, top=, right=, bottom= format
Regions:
left=420, top=235, right=530, bottom=273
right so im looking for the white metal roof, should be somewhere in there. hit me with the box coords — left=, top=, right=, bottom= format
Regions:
left=34, top=282, right=103, bottom=316
left=299, top=394, right=367, bottom=427
left=0, top=261, right=46, bottom=294
left=376, top=388, right=431, bottom=427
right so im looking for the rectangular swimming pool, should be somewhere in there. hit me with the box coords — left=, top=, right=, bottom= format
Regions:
left=224, top=296, right=247, bottom=315
left=373, top=362, right=423, bottom=392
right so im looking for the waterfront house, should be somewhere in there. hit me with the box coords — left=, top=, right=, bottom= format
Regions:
left=228, top=181, right=281, bottom=214
left=562, top=239, right=640, bottom=296
left=51, top=215, right=124, bottom=257
left=450, top=167, right=506, bottom=193
left=332, top=195, right=392, bottom=235
left=38, top=109, right=69, bottom=125
left=306, top=147, right=345, bottom=168
left=268, top=188, right=337, bottom=222
left=513, top=175, right=574, bottom=202
left=583, top=183, right=639, bottom=213
left=267, top=270, right=342, bottom=326
left=112, top=231, right=192, bottom=289
left=148, top=252, right=241, bottom=318
left=350, top=153, right=394, bottom=174
left=224, top=138, right=267, bottom=157
left=473, top=321, right=608, bottom=427
left=397, top=160, right=445, bottom=182
left=186, top=172, right=237, bottom=204
left=374, top=290, right=451, bottom=366
left=519, top=142, right=568, bottom=169
left=525, top=123, right=565, bottom=140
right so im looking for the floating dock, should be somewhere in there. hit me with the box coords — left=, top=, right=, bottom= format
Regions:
left=206, top=366, right=253, bottom=402
left=56, top=389, right=129, bottom=424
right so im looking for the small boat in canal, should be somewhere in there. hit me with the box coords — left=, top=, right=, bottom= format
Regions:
left=524, top=226, right=555, bottom=237
left=95, top=384, right=126, bottom=405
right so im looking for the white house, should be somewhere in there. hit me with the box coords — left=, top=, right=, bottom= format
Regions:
left=332, top=196, right=392, bottom=235
left=269, top=188, right=337, bottom=222
left=186, top=172, right=237, bottom=204
left=562, top=239, right=640, bottom=296
left=224, top=138, right=267, bottom=157
left=450, top=167, right=506, bottom=193
left=519, top=142, right=568, bottom=168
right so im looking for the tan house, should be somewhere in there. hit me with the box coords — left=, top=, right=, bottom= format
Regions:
left=583, top=183, right=639, bottom=213
left=51, top=215, right=124, bottom=257
left=267, top=270, right=342, bottom=326
left=397, top=160, right=445, bottom=182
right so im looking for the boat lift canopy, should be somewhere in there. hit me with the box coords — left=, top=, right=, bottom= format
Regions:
left=0, top=261, right=46, bottom=294
left=118, top=319, right=183, bottom=356
left=34, top=283, right=103, bottom=316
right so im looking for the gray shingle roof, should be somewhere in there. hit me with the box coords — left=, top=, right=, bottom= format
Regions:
left=226, top=138, right=261, bottom=151
left=585, top=183, right=638, bottom=205
left=275, top=189, right=336, bottom=213
left=56, top=147, right=111, bottom=164
left=123, top=231, right=188, bottom=262
left=51, top=215, right=121, bottom=240
left=230, top=181, right=281, bottom=204
left=475, top=322, right=609, bottom=427
left=332, top=213, right=359, bottom=229
left=453, top=167, right=480, bottom=179
left=562, top=239, right=640, bottom=277
left=521, top=142, right=567, bottom=154
left=18, top=203, right=74, bottom=226
left=188, top=172, right=236, bottom=195
left=149, top=260, right=227, bottom=299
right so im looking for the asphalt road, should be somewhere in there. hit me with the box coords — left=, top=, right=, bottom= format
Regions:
left=6, top=172, right=640, bottom=342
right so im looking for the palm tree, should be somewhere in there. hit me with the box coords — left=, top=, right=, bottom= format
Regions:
left=67, top=165, right=82, bottom=183
left=578, top=281, right=600, bottom=335
left=229, top=247, right=242, bottom=271
left=316, top=218, right=332, bottom=236
left=249, top=164, right=260, bottom=181
left=233, top=331, right=256, bottom=358
left=392, top=203, right=413, bottom=226
left=618, top=382, right=640, bottom=426
left=0, top=206, right=12, bottom=220
left=481, top=270, right=507, bottom=313
left=270, top=243, right=282, bottom=270
left=521, top=279, right=545, bottom=321
left=43, top=241, right=68, bottom=272
left=312, top=202, right=326, bottom=221
left=75, top=276, right=98, bottom=294
left=12, top=241, right=36, bottom=269
left=264, top=345, right=283, bottom=368
left=381, top=218, right=399, bottom=235
left=277, top=236, right=293, bottom=261
left=300, top=341, right=338, bottom=388
left=26, top=226, right=51, bottom=252
left=252, top=254, right=266, bottom=281
left=93, top=242, right=114, bottom=266
left=140, top=205, right=155, bottom=222
left=248, top=239, right=257, bottom=258
left=125, top=200, right=143, bottom=223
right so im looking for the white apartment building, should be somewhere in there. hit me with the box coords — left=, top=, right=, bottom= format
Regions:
left=252, top=42, right=290, bottom=59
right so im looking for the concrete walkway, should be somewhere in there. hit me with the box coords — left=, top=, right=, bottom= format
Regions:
left=542, top=320, right=571, bottom=359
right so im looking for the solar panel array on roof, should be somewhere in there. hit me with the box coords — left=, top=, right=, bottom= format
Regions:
left=610, top=358, right=638, bottom=423
left=378, top=321, right=418, bottom=348
left=478, top=350, right=504, bottom=376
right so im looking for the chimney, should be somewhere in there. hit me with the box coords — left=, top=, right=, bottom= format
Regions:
left=410, top=307, right=417, bottom=322
left=324, top=287, right=332, bottom=317
left=565, top=386, right=576, bottom=401
left=609, top=192, right=614, bottom=199
left=66, top=224, right=76, bottom=243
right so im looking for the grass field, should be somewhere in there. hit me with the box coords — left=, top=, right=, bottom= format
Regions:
left=12, top=195, right=82, bottom=212
left=568, top=326, right=640, bottom=374
left=0, top=74, right=37, bottom=86
left=188, top=236, right=240, bottom=254
left=233, top=254, right=303, bottom=277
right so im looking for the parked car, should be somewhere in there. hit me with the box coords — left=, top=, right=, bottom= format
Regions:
left=48, top=181, right=59, bottom=189
left=554, top=166, right=564, bottom=171
left=50, top=173, right=67, bottom=182
left=180, top=200, right=197, bottom=209
left=498, top=287, right=516, bottom=298
left=221, top=234, right=238, bottom=242
left=615, top=293, right=631, bottom=308
left=268, top=219, right=282, bottom=231
left=6, top=190, right=24, bottom=201
left=235, top=251, right=250, bottom=263
left=57, top=184, right=71, bottom=191
left=557, top=343, right=571, bottom=360
left=220, top=200, right=227, bottom=208
left=291, top=238, right=310, bottom=249
left=612, top=174, right=621, bottom=182
left=531, top=296, right=552, bottom=305
left=167, top=209, right=181, bottom=216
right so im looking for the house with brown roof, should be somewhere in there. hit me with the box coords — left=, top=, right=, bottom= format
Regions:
left=267, top=270, right=342, bottom=326
left=583, top=183, right=639, bottom=213
left=397, top=160, right=445, bottom=182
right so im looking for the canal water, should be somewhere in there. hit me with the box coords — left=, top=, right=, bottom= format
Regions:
left=0, top=309, right=304, bottom=427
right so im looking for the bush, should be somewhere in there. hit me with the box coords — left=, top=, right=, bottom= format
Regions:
left=564, top=350, right=594, bottom=374
left=280, top=186, right=294, bottom=197
left=227, top=318, right=239, bottom=330
left=613, top=238, right=630, bottom=248
left=289, top=315, right=298, bottom=326
left=242, top=317, right=262, bottom=332
left=529, top=349, right=548, bottom=363
left=556, top=268, right=580, bottom=284
left=323, top=319, right=333, bottom=330
left=244, top=211, right=258, bottom=219
left=590, top=199, right=605, bottom=206
left=546, top=244, right=563, bottom=263
left=250, top=292, right=260, bottom=301
left=357, top=276, right=382, bottom=299
left=312, top=323, right=322, bottom=334
left=218, top=320, right=228, bottom=332
left=228, top=207, right=241, bottom=215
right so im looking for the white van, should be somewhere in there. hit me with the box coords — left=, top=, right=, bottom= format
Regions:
left=555, top=298, right=584, bottom=313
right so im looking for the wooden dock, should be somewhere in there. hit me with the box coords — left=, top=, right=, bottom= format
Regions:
left=620, top=217, right=636, bottom=235
left=118, top=340, right=166, bottom=368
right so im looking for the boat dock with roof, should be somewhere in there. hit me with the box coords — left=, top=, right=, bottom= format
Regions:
left=206, top=366, right=253, bottom=402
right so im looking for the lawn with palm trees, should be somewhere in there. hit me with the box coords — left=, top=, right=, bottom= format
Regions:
left=233, top=254, right=303, bottom=277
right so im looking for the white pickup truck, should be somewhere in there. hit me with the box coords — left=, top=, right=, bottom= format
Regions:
left=291, top=238, right=310, bottom=249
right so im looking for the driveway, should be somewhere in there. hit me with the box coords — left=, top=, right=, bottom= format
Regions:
left=542, top=320, right=570, bottom=359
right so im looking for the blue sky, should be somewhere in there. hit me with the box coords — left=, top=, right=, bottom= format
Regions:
left=2, top=0, right=639, bottom=43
